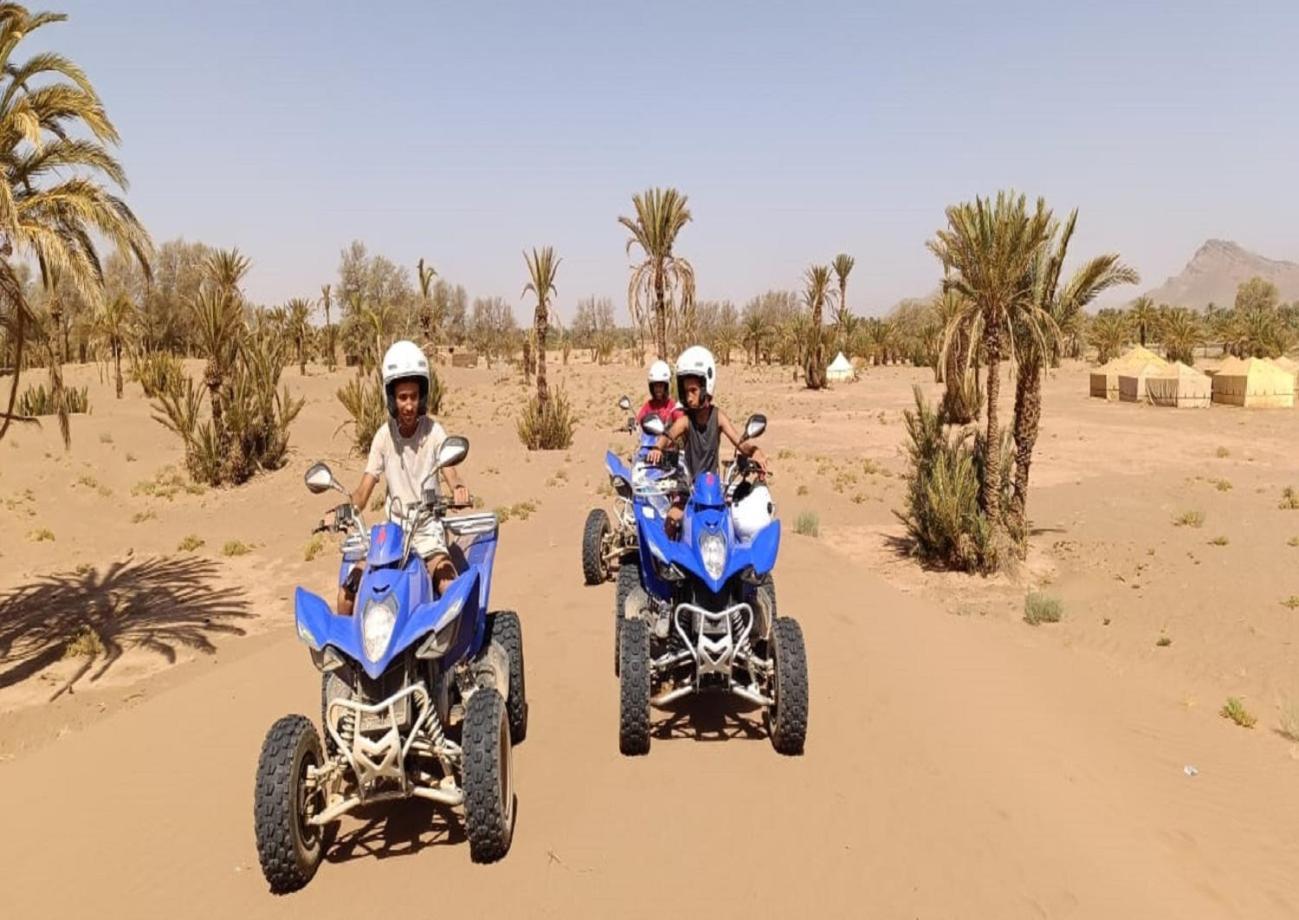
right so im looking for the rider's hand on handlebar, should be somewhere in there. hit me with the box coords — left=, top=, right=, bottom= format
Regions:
left=646, top=448, right=663, bottom=466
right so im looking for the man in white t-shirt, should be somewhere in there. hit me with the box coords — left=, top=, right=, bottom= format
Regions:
left=336, top=341, right=468, bottom=614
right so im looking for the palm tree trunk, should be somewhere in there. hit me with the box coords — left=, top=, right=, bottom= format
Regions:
left=535, top=306, right=549, bottom=404
left=980, top=323, right=1003, bottom=521
left=113, top=343, right=123, bottom=398
left=654, top=269, right=668, bottom=359
left=1008, top=356, right=1042, bottom=550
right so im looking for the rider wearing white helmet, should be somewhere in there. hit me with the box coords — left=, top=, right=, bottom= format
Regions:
left=646, top=345, right=769, bottom=536
left=636, top=359, right=683, bottom=428
left=335, top=340, right=469, bottom=614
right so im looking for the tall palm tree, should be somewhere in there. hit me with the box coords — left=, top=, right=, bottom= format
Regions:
left=831, top=253, right=855, bottom=333
left=0, top=5, right=152, bottom=445
left=619, top=187, right=695, bottom=359
left=416, top=257, right=437, bottom=344
left=741, top=313, right=770, bottom=365
left=803, top=265, right=834, bottom=389
left=191, top=287, right=243, bottom=455
left=1128, top=296, right=1157, bottom=348
left=96, top=292, right=136, bottom=398
left=286, top=298, right=311, bottom=375
left=927, top=191, right=1053, bottom=522
left=319, top=283, right=335, bottom=370
left=522, top=246, right=560, bottom=404
left=1009, top=211, right=1137, bottom=541
left=204, top=248, right=250, bottom=301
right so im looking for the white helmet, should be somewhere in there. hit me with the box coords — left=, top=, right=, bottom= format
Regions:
left=675, top=345, right=717, bottom=398
left=648, top=359, right=672, bottom=387
left=381, top=340, right=430, bottom=417
left=731, top=484, right=775, bottom=543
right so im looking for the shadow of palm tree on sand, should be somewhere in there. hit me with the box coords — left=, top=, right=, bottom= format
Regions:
left=0, top=555, right=252, bottom=698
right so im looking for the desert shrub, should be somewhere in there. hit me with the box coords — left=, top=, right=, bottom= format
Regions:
left=795, top=511, right=820, bottom=537
left=130, top=351, right=186, bottom=398
left=304, top=533, right=326, bottom=561
left=222, top=540, right=251, bottom=557
left=517, top=387, right=577, bottom=450
left=177, top=534, right=205, bottom=552
left=1279, top=487, right=1299, bottom=510
left=337, top=375, right=387, bottom=456
left=153, top=338, right=304, bottom=486
left=1023, top=592, right=1062, bottom=625
left=1174, top=510, right=1205, bottom=528
left=896, top=386, right=1000, bottom=573
left=17, top=383, right=89, bottom=416
left=1219, top=697, right=1256, bottom=729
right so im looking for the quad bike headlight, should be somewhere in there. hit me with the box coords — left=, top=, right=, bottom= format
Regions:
left=699, top=531, right=727, bottom=581
left=361, top=594, right=398, bottom=662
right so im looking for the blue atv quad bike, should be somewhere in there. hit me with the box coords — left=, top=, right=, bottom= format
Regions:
left=581, top=395, right=657, bottom=585
left=616, top=413, right=807, bottom=757
left=253, top=436, right=527, bottom=893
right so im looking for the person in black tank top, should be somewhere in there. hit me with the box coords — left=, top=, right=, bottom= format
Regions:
left=646, top=346, right=769, bottom=538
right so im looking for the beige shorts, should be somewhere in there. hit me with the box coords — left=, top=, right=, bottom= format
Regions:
left=410, top=520, right=449, bottom=561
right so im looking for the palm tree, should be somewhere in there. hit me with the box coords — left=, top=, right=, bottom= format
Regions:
left=191, top=287, right=243, bottom=455
left=96, top=293, right=136, bottom=398
left=1128, top=296, right=1157, bottom=348
left=1088, top=309, right=1131, bottom=363
left=205, top=248, right=250, bottom=301
left=416, top=257, right=437, bottom=344
left=1160, top=307, right=1205, bottom=365
left=286, top=298, right=311, bottom=375
left=619, top=187, right=696, bottom=359
left=319, top=284, right=336, bottom=370
left=0, top=5, right=152, bottom=445
left=1009, top=211, right=1137, bottom=541
left=831, top=253, right=855, bottom=334
left=522, top=246, right=560, bottom=404
left=928, top=191, right=1053, bottom=522
left=741, top=313, right=769, bottom=365
left=803, top=265, right=834, bottom=389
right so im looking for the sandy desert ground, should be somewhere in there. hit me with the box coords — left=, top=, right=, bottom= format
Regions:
left=1, top=355, right=1297, bottom=918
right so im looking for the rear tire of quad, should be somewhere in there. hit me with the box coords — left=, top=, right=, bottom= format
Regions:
left=486, top=610, right=528, bottom=744
left=582, top=508, right=612, bottom=585
left=767, top=617, right=808, bottom=756
left=254, top=714, right=331, bottom=893
left=618, top=617, right=652, bottom=755
left=462, top=689, right=515, bottom=863
left=614, top=561, right=640, bottom=676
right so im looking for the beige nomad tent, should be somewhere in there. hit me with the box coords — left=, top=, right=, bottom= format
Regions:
left=826, top=352, right=855, bottom=383
left=1145, top=361, right=1211, bottom=408
left=1210, top=356, right=1295, bottom=408
left=1089, top=345, right=1168, bottom=400
left=1118, top=359, right=1172, bottom=404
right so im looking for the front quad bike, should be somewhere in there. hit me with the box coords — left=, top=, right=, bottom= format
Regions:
left=581, top=396, right=645, bottom=585
left=253, top=436, right=527, bottom=894
left=617, top=413, right=807, bottom=757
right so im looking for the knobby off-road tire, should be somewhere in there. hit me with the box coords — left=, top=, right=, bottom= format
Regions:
left=767, top=617, right=808, bottom=755
left=485, top=610, right=529, bottom=744
left=462, top=688, right=515, bottom=863
left=614, top=561, right=640, bottom=676
left=618, top=616, right=652, bottom=755
left=582, top=508, right=612, bottom=585
left=254, top=714, right=331, bottom=893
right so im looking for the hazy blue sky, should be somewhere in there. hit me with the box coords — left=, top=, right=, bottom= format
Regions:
left=39, top=1, right=1299, bottom=319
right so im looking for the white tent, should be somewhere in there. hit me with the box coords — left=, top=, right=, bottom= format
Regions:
left=1211, top=356, right=1295, bottom=408
left=1145, top=361, right=1211, bottom=408
left=1089, top=345, right=1168, bottom=400
left=826, top=352, right=855, bottom=383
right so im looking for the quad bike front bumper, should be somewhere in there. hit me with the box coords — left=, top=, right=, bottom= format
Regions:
left=649, top=601, right=774, bottom=709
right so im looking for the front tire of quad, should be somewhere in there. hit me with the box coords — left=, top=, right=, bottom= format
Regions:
left=618, top=617, right=652, bottom=755
left=582, top=508, right=612, bottom=585
left=614, top=560, right=640, bottom=676
left=254, top=714, right=331, bottom=893
left=462, top=688, right=515, bottom=863
left=486, top=610, right=528, bottom=744
left=767, top=617, right=808, bottom=756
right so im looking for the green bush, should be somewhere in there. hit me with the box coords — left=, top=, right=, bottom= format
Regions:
left=896, top=386, right=1000, bottom=573
left=517, top=387, right=577, bottom=451
left=17, top=383, right=89, bottom=416
left=130, top=351, right=186, bottom=398
left=795, top=511, right=820, bottom=537
left=1023, top=592, right=1062, bottom=625
left=336, top=375, right=387, bottom=457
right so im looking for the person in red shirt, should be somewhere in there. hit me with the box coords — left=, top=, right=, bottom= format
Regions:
left=636, top=359, right=684, bottom=428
